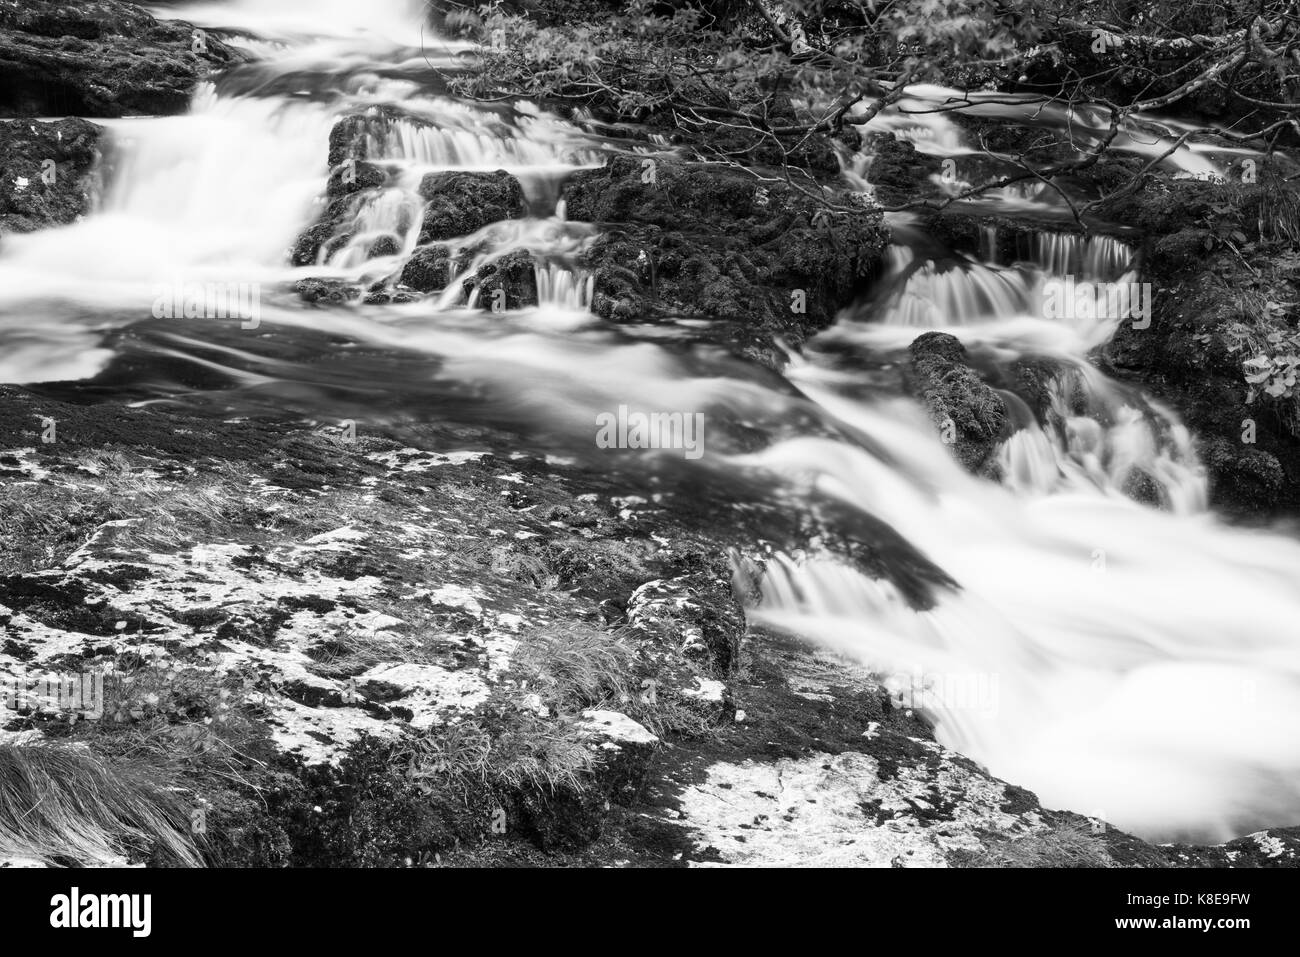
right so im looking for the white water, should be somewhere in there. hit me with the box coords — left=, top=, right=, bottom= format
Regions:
left=2, top=0, right=1299, bottom=845
left=156, top=0, right=430, bottom=46
left=0, top=2, right=599, bottom=382
left=745, top=385, right=1300, bottom=841
left=860, top=83, right=1231, bottom=180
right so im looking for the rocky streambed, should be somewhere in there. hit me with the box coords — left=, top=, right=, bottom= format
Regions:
left=2, top=0, right=1300, bottom=869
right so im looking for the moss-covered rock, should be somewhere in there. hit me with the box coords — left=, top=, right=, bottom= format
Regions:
left=862, top=132, right=941, bottom=207
left=906, top=331, right=1009, bottom=474
left=0, top=117, right=101, bottom=235
left=418, top=170, right=527, bottom=243
left=562, top=155, right=887, bottom=348
left=0, top=0, right=245, bottom=117
left=462, top=250, right=537, bottom=310
left=1089, top=170, right=1300, bottom=516
left=399, top=244, right=455, bottom=293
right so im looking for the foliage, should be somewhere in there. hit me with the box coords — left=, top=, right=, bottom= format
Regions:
left=1222, top=314, right=1300, bottom=402
left=442, top=0, right=1300, bottom=214
left=448, top=0, right=1039, bottom=177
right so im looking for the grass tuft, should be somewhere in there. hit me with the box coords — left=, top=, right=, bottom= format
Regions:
left=950, top=824, right=1115, bottom=868
left=0, top=742, right=203, bottom=867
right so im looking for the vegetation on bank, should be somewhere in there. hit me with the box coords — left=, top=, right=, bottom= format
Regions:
left=440, top=0, right=1300, bottom=201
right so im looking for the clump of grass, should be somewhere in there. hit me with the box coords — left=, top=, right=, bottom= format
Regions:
left=444, top=537, right=561, bottom=589
left=0, top=742, right=203, bottom=867
left=307, top=623, right=437, bottom=678
left=950, top=825, right=1115, bottom=868
left=0, top=452, right=377, bottom=576
left=443, top=533, right=655, bottom=597
left=508, top=622, right=717, bottom=737
left=1255, top=165, right=1300, bottom=246
left=0, top=483, right=117, bottom=574
left=400, top=715, right=597, bottom=798
left=392, top=623, right=670, bottom=808
left=510, top=624, right=636, bottom=707
left=74, top=659, right=273, bottom=795
left=0, top=458, right=258, bottom=572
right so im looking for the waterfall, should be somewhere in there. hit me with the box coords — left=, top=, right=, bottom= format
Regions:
left=1, top=0, right=1298, bottom=847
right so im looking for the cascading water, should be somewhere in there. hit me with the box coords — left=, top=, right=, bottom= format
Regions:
left=3, top=0, right=1299, bottom=846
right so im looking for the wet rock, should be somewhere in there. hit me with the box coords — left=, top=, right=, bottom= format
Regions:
left=562, top=155, right=887, bottom=345
left=294, top=277, right=362, bottom=305
left=398, top=243, right=454, bottom=293
left=0, top=117, right=101, bottom=235
left=1200, top=437, right=1285, bottom=514
left=0, top=0, right=245, bottom=117
left=289, top=112, right=401, bottom=266
left=1092, top=171, right=1300, bottom=516
left=0, top=395, right=748, bottom=863
left=672, top=747, right=1047, bottom=866
left=618, top=573, right=741, bottom=725
left=417, top=170, right=526, bottom=242
left=324, top=106, right=432, bottom=171
left=361, top=281, right=420, bottom=306
left=862, top=132, right=941, bottom=207
left=906, top=332, right=1009, bottom=473
left=289, top=197, right=355, bottom=267
left=462, top=250, right=537, bottom=310
left=366, top=235, right=401, bottom=259
left=326, top=159, right=386, bottom=199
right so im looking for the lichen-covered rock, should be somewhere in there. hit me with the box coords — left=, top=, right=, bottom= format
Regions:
left=0, top=0, right=245, bottom=117
left=906, top=331, right=1009, bottom=474
left=576, top=709, right=658, bottom=801
left=0, top=386, right=746, bottom=863
left=1163, top=828, right=1300, bottom=868
left=0, top=117, right=101, bottom=235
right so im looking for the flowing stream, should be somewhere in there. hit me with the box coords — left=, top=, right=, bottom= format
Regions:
left=3, top=0, right=1299, bottom=844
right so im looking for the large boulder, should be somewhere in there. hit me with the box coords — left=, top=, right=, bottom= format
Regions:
left=561, top=155, right=888, bottom=352
left=417, top=170, right=527, bottom=243
left=0, top=117, right=101, bottom=235
left=862, top=133, right=941, bottom=207
left=0, top=0, right=245, bottom=117
left=398, top=243, right=455, bottom=293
